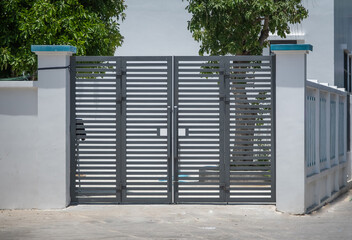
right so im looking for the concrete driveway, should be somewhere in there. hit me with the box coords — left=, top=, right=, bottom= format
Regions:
left=1, top=190, right=351, bottom=240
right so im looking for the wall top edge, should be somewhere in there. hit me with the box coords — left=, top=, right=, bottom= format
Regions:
left=271, top=44, right=313, bottom=52
left=0, top=81, right=36, bottom=88
left=31, top=45, right=77, bottom=54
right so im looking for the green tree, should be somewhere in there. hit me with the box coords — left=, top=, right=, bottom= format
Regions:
left=0, top=0, right=126, bottom=78
left=185, top=0, right=308, bottom=56
left=185, top=0, right=308, bottom=165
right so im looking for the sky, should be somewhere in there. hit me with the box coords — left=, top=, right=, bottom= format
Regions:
left=115, top=0, right=200, bottom=56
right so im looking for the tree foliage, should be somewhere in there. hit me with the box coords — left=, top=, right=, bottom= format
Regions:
left=185, top=0, right=308, bottom=56
left=0, top=0, right=126, bottom=78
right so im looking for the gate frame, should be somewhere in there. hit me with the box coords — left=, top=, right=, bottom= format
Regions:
left=70, top=55, right=276, bottom=204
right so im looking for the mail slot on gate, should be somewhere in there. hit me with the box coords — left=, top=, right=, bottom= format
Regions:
left=76, top=118, right=86, bottom=141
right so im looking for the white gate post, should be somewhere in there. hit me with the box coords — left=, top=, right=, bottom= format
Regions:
left=272, top=44, right=313, bottom=214
left=31, top=45, right=76, bottom=208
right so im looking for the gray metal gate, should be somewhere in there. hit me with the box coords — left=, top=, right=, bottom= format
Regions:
left=174, top=56, right=275, bottom=203
left=71, top=56, right=172, bottom=203
left=71, top=55, right=275, bottom=204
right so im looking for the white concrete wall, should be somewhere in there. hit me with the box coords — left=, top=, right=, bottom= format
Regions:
left=116, top=0, right=199, bottom=56
left=274, top=50, right=308, bottom=214
left=304, top=81, right=349, bottom=212
left=274, top=45, right=350, bottom=214
left=0, top=50, right=73, bottom=209
left=0, top=83, right=39, bottom=208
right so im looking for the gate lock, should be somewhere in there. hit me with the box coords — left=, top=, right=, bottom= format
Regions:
left=219, top=95, right=230, bottom=104
left=117, top=184, right=126, bottom=191
left=220, top=183, right=230, bottom=192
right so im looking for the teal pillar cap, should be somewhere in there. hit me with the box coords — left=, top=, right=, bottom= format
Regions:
left=271, top=44, right=313, bottom=52
left=31, top=45, right=77, bottom=53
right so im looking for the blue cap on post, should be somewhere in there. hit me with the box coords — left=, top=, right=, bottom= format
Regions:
left=31, top=45, right=77, bottom=54
left=270, top=44, right=313, bottom=52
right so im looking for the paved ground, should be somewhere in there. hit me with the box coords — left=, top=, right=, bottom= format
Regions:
left=1, top=190, right=352, bottom=240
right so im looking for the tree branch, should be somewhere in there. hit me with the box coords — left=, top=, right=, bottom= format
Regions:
left=258, top=17, right=269, bottom=47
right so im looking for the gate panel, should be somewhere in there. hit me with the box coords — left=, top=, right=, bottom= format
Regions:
left=122, top=57, right=172, bottom=203
left=174, top=56, right=275, bottom=203
left=225, top=56, right=275, bottom=202
left=174, top=56, right=225, bottom=202
left=71, top=56, right=120, bottom=203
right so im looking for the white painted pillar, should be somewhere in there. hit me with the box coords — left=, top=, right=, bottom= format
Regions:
left=272, top=44, right=313, bottom=214
left=31, top=45, right=76, bottom=208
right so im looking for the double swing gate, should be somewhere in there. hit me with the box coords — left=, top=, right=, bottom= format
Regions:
left=71, top=55, right=276, bottom=204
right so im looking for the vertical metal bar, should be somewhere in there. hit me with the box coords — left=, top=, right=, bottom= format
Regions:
left=315, top=89, right=320, bottom=175
left=223, top=57, right=231, bottom=202
left=173, top=57, right=179, bottom=203
left=167, top=56, right=173, bottom=203
left=121, top=58, right=127, bottom=202
left=116, top=57, right=122, bottom=203
left=69, top=55, right=77, bottom=204
left=218, top=58, right=226, bottom=202
left=344, top=96, right=348, bottom=162
left=347, top=95, right=350, bottom=152
left=270, top=54, right=277, bottom=202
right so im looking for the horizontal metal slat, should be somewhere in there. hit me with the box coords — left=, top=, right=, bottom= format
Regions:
left=126, top=187, right=168, bottom=191
left=76, top=94, right=116, bottom=98
left=127, top=89, right=167, bottom=93
left=229, top=166, right=271, bottom=171
left=229, top=162, right=271, bottom=166
left=76, top=63, right=116, bottom=67
left=75, top=173, right=116, bottom=177
left=126, top=79, right=168, bottom=83
left=75, top=176, right=116, bottom=180
left=75, top=182, right=116, bottom=185
left=177, top=192, right=220, bottom=196
left=75, top=56, right=118, bottom=61
left=75, top=79, right=118, bottom=83
left=75, top=198, right=117, bottom=203
left=127, top=166, right=168, bottom=170
left=126, top=151, right=167, bottom=155
left=77, top=156, right=116, bottom=160
left=126, top=94, right=167, bottom=98
left=229, top=68, right=271, bottom=73
left=76, top=84, right=117, bottom=88
left=127, top=74, right=167, bottom=78
left=125, top=192, right=168, bottom=196
left=230, top=172, right=271, bottom=177
left=228, top=192, right=272, bottom=196
left=76, top=89, right=116, bottom=93
left=77, top=73, right=117, bottom=78
left=126, top=156, right=167, bottom=160
left=127, top=63, right=167, bottom=67
left=76, top=68, right=117, bottom=72
left=126, top=177, right=168, bottom=180
left=127, top=69, right=168, bottom=73
left=76, top=100, right=117, bottom=103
